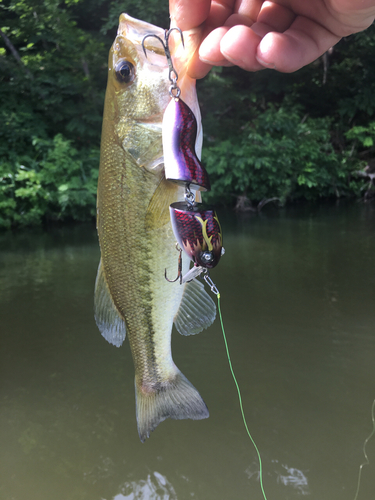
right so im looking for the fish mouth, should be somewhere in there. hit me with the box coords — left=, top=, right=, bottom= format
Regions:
left=119, top=14, right=166, bottom=50
left=118, top=14, right=170, bottom=70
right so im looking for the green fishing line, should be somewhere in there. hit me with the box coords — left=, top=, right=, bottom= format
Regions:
left=217, top=293, right=268, bottom=500
left=215, top=287, right=374, bottom=500
left=353, top=398, right=375, bottom=500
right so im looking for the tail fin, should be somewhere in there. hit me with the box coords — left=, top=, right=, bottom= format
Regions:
left=135, top=369, right=209, bottom=442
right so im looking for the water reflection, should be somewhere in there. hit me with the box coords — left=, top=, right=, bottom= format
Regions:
left=112, top=471, right=177, bottom=500
left=1, top=203, right=375, bottom=500
left=245, top=459, right=310, bottom=496
left=275, top=463, right=309, bottom=496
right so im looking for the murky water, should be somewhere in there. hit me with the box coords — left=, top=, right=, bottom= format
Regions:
left=1, top=203, right=375, bottom=500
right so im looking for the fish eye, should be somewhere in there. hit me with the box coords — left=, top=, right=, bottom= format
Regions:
left=115, top=60, right=135, bottom=84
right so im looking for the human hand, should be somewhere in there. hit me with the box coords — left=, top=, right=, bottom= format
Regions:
left=169, top=0, right=375, bottom=78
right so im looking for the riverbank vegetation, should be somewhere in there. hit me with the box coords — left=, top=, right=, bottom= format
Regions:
left=1, top=0, right=375, bottom=228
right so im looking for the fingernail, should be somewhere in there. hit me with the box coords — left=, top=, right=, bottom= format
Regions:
left=255, top=54, right=276, bottom=70
left=199, top=56, right=216, bottom=65
left=199, top=56, right=234, bottom=67
left=219, top=50, right=242, bottom=67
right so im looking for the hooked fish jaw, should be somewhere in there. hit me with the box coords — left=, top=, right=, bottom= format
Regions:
left=113, top=13, right=203, bottom=162
left=106, top=16, right=172, bottom=170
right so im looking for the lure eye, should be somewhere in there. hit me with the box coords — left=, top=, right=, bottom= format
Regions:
left=115, top=60, right=135, bottom=84
left=200, top=251, right=214, bottom=265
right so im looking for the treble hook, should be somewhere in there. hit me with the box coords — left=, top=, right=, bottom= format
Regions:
left=142, top=28, right=184, bottom=98
left=165, top=244, right=183, bottom=284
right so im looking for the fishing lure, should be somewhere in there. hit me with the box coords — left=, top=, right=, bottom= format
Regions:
left=169, top=202, right=223, bottom=282
left=163, top=96, right=211, bottom=191
left=142, top=28, right=224, bottom=283
left=143, top=29, right=210, bottom=192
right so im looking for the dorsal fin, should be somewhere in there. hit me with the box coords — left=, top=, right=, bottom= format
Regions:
left=94, top=260, right=126, bottom=347
left=174, top=278, right=216, bottom=335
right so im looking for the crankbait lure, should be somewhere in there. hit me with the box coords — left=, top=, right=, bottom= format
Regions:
left=169, top=202, right=223, bottom=281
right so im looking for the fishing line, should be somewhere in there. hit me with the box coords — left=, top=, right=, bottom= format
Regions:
left=217, top=294, right=374, bottom=500
left=217, top=292, right=268, bottom=500
left=353, top=398, right=375, bottom=500
left=203, top=273, right=267, bottom=498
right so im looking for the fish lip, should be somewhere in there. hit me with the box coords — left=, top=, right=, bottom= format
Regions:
left=119, top=14, right=166, bottom=48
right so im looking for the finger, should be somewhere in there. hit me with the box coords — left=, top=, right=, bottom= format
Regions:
left=188, top=28, right=235, bottom=79
left=256, top=1, right=296, bottom=31
left=193, top=3, right=259, bottom=75
left=219, top=25, right=265, bottom=71
left=199, top=27, right=232, bottom=65
left=205, top=0, right=238, bottom=30
left=256, top=17, right=341, bottom=72
left=197, top=1, right=295, bottom=73
left=234, top=0, right=263, bottom=20
left=172, top=0, right=237, bottom=79
left=169, top=0, right=211, bottom=31
left=224, top=12, right=256, bottom=27
left=328, top=0, right=375, bottom=31
left=186, top=1, right=237, bottom=79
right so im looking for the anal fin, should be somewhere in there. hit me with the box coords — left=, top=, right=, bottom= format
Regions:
left=94, top=259, right=126, bottom=347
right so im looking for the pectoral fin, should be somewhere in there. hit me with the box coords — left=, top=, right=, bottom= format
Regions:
left=174, top=278, right=216, bottom=335
left=94, top=259, right=126, bottom=347
left=145, top=176, right=179, bottom=229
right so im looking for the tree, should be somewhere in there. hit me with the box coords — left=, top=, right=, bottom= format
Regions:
left=0, top=0, right=374, bottom=227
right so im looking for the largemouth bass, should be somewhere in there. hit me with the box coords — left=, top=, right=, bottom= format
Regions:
left=95, top=14, right=216, bottom=442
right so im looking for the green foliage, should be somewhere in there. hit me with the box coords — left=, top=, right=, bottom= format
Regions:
left=0, top=0, right=374, bottom=227
left=100, top=0, right=169, bottom=35
left=0, top=0, right=107, bottom=144
left=0, top=134, right=98, bottom=228
left=0, top=0, right=106, bottom=227
left=203, top=106, right=361, bottom=206
left=346, top=122, right=375, bottom=148
left=198, top=25, right=375, bottom=207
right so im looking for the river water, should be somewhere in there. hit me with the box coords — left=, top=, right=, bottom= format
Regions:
left=0, top=202, right=374, bottom=500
